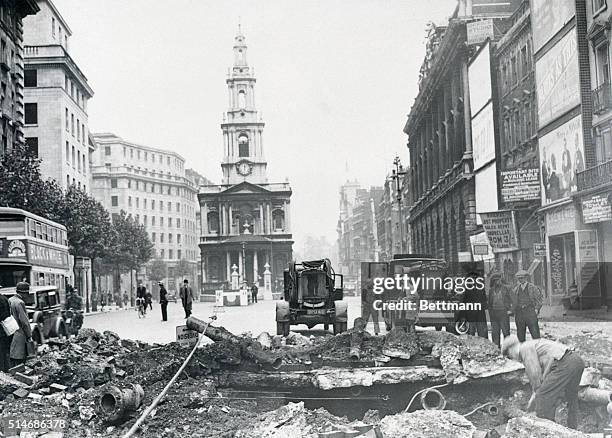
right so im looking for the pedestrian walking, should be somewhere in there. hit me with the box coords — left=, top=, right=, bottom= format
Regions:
left=251, top=283, right=258, bottom=304
left=8, top=292, right=32, bottom=367
left=159, top=282, right=169, bottom=322
left=465, top=271, right=488, bottom=338
left=0, top=294, right=13, bottom=371
left=145, top=290, right=153, bottom=311
left=487, top=271, right=512, bottom=347
left=123, top=291, right=128, bottom=308
left=179, top=279, right=193, bottom=318
left=502, top=335, right=584, bottom=429
left=16, top=277, right=30, bottom=293
left=361, top=278, right=380, bottom=335
left=510, top=270, right=543, bottom=342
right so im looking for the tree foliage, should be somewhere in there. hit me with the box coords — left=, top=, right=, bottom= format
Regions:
left=147, top=258, right=168, bottom=283
left=104, top=211, right=154, bottom=271
left=175, top=258, right=193, bottom=280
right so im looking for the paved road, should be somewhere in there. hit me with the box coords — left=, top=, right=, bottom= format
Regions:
left=83, top=296, right=364, bottom=344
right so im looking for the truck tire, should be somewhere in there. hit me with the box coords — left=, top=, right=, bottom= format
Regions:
left=333, top=322, right=347, bottom=335
left=277, top=322, right=290, bottom=337
left=32, top=328, right=43, bottom=349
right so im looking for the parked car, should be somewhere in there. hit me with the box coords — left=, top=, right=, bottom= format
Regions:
left=166, top=293, right=178, bottom=303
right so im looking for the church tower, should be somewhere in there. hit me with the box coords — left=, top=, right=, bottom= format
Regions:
left=221, top=26, right=267, bottom=185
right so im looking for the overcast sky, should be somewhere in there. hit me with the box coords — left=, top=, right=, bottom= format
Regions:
left=53, top=0, right=456, bottom=248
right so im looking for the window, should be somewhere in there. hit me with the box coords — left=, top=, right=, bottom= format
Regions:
left=135, top=214, right=139, bottom=223
left=144, top=199, right=148, bottom=209
left=77, top=119, right=80, bottom=140
left=177, top=234, right=181, bottom=244
left=136, top=197, right=140, bottom=208
left=160, top=217, right=164, bottom=226
left=71, top=113, right=74, bottom=135
left=595, top=42, right=610, bottom=87
left=238, top=90, right=246, bottom=108
left=151, top=200, right=155, bottom=210
left=65, top=142, right=70, bottom=161
left=77, top=151, right=81, bottom=171
left=160, top=233, right=164, bottom=243
left=160, top=201, right=164, bottom=211
left=83, top=155, right=86, bottom=174
left=111, top=196, right=118, bottom=207
left=71, top=145, right=75, bottom=165
left=510, top=56, right=518, bottom=85
left=144, top=152, right=148, bottom=161
left=238, top=133, right=249, bottom=157
left=144, top=215, right=147, bottom=226
left=24, top=103, right=37, bottom=124
left=128, top=196, right=132, bottom=207
left=168, top=218, right=173, bottom=227
left=169, top=249, right=174, bottom=259
left=52, top=17, right=56, bottom=37
left=26, top=137, right=38, bottom=157
left=152, top=216, right=156, bottom=226
left=150, top=183, right=155, bottom=193
left=111, top=178, right=118, bottom=188
left=82, top=124, right=85, bottom=143
left=595, top=126, right=612, bottom=163
left=520, top=46, right=528, bottom=77
left=176, top=218, right=180, bottom=228
left=593, top=0, right=607, bottom=14
left=151, top=232, right=156, bottom=242
left=65, top=108, right=69, bottom=130
left=167, top=156, right=170, bottom=165
left=137, top=150, right=141, bottom=160
left=178, top=250, right=182, bottom=259
left=127, top=179, right=132, bottom=189
left=105, top=146, right=111, bottom=156
left=24, top=70, right=37, bottom=87
left=160, top=249, right=165, bottom=258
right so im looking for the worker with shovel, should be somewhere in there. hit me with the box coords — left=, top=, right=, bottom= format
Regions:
left=502, top=335, right=584, bottom=429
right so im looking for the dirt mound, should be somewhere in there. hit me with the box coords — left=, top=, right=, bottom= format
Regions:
left=379, top=410, right=475, bottom=438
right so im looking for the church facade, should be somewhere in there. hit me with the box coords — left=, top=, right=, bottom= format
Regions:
left=198, top=28, right=293, bottom=297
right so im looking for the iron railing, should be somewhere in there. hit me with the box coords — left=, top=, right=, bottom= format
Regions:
left=593, top=81, right=612, bottom=114
left=577, top=159, right=612, bottom=191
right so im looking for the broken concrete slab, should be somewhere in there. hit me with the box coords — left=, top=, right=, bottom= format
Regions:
left=379, top=410, right=475, bottom=438
left=504, top=416, right=589, bottom=437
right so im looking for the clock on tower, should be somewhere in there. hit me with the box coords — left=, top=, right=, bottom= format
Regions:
left=236, top=160, right=253, bottom=176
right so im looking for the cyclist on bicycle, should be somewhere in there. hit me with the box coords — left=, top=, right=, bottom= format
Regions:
left=136, top=281, right=147, bottom=315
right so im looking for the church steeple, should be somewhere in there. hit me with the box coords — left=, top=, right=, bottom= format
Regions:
left=221, top=26, right=267, bottom=185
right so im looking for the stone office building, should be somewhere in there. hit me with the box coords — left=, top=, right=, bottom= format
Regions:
left=199, top=29, right=293, bottom=297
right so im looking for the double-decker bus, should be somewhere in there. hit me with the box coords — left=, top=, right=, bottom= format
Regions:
left=0, top=208, right=77, bottom=344
left=0, top=207, right=72, bottom=299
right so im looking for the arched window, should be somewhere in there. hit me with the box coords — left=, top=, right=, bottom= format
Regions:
left=238, top=133, right=249, bottom=157
left=238, top=90, right=246, bottom=108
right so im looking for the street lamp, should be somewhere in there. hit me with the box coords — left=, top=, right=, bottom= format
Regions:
left=391, top=156, right=407, bottom=254
left=241, top=241, right=247, bottom=287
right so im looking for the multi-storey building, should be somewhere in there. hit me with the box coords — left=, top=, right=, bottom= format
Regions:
left=337, top=183, right=383, bottom=282
left=405, top=2, right=519, bottom=272
left=22, top=0, right=94, bottom=191
left=578, top=0, right=612, bottom=307
left=0, top=1, right=39, bottom=154
left=91, top=133, right=200, bottom=293
left=198, top=28, right=293, bottom=297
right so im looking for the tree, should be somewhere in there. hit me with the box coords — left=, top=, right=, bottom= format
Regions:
left=148, top=258, right=168, bottom=283
left=0, top=144, right=65, bottom=219
left=175, top=258, right=193, bottom=282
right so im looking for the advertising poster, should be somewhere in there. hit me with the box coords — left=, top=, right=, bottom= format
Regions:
left=530, top=0, right=575, bottom=53
left=535, top=28, right=580, bottom=127
left=468, top=42, right=491, bottom=114
left=479, top=210, right=520, bottom=253
left=548, top=237, right=567, bottom=296
left=472, top=103, right=495, bottom=171
left=581, top=193, right=612, bottom=224
left=576, top=230, right=602, bottom=299
left=500, top=168, right=541, bottom=203
left=538, top=115, right=585, bottom=205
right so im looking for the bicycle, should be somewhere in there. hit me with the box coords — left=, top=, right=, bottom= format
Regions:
left=136, top=298, right=146, bottom=319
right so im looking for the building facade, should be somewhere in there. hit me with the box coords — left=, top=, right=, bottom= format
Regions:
left=0, top=1, right=40, bottom=155
left=23, top=0, right=94, bottom=191
left=337, top=182, right=383, bottom=282
left=91, top=133, right=200, bottom=292
left=198, top=29, right=293, bottom=297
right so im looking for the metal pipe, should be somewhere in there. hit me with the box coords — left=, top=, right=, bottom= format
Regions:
left=420, top=388, right=446, bottom=410
left=98, top=384, right=144, bottom=422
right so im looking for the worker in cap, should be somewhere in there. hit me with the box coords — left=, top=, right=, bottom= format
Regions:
left=159, top=282, right=169, bottom=322
left=487, top=270, right=511, bottom=347
left=502, top=335, right=584, bottom=429
left=510, top=269, right=543, bottom=342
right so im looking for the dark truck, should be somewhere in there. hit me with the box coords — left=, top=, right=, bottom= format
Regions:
left=362, top=254, right=472, bottom=334
left=275, top=259, right=348, bottom=336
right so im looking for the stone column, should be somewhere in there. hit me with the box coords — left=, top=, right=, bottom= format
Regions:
left=226, top=251, right=231, bottom=282
left=220, top=204, right=226, bottom=235
left=202, top=203, right=209, bottom=235
left=229, top=204, right=234, bottom=235
left=238, top=250, right=243, bottom=279
left=461, top=59, right=472, bottom=157
left=263, top=262, right=272, bottom=300
left=267, top=203, right=272, bottom=233
left=253, top=250, right=258, bottom=286
left=231, top=264, right=239, bottom=289
left=285, top=200, right=291, bottom=232
left=259, top=204, right=265, bottom=234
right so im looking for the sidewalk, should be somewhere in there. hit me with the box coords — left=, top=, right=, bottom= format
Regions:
left=84, top=304, right=132, bottom=316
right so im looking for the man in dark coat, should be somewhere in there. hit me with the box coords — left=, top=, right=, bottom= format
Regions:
left=0, top=294, right=12, bottom=371
left=136, top=281, right=147, bottom=314
left=8, top=292, right=32, bottom=367
left=179, top=279, right=193, bottom=318
left=251, top=283, right=258, bottom=304
left=487, top=271, right=512, bottom=347
left=464, top=271, right=488, bottom=338
left=159, top=282, right=169, bottom=322
left=510, top=270, right=543, bottom=342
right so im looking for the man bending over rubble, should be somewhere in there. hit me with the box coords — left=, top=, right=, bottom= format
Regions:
left=502, top=335, right=584, bottom=429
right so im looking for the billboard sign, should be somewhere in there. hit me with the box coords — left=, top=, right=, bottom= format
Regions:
left=535, top=28, right=580, bottom=127
left=469, top=42, right=492, bottom=116
left=479, top=210, right=520, bottom=253
left=467, top=19, right=494, bottom=46
left=500, top=168, right=541, bottom=203
left=530, top=0, right=575, bottom=53
left=534, top=243, right=547, bottom=257
left=538, top=115, right=585, bottom=205
left=176, top=325, right=199, bottom=348
left=472, top=103, right=496, bottom=171
left=581, top=193, right=612, bottom=224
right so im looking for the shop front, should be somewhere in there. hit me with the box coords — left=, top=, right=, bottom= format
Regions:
left=544, top=201, right=602, bottom=308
